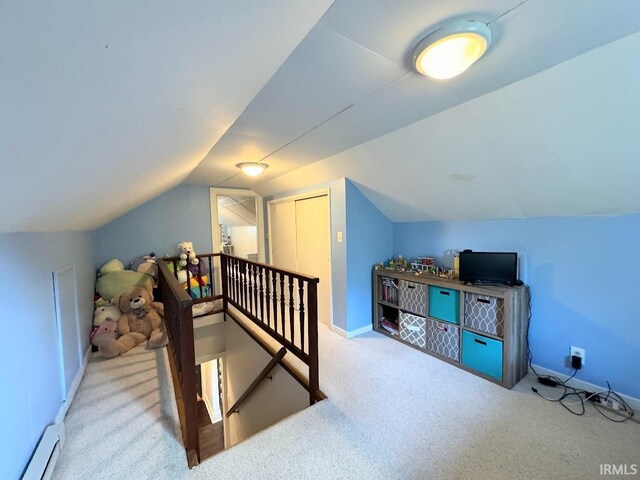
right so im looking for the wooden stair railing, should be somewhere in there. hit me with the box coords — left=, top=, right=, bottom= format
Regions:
left=158, top=260, right=199, bottom=468
left=159, top=253, right=321, bottom=468
left=220, top=254, right=320, bottom=405
left=226, top=347, right=287, bottom=417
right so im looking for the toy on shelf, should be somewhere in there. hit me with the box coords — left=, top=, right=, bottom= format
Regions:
left=410, top=256, right=435, bottom=272
left=410, top=255, right=455, bottom=279
left=385, top=255, right=410, bottom=272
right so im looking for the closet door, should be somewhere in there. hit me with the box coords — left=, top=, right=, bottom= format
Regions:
left=295, top=196, right=331, bottom=326
left=269, top=201, right=297, bottom=271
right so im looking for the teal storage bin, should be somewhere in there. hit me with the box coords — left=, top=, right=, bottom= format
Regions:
left=461, top=330, right=503, bottom=380
left=428, top=286, right=460, bottom=324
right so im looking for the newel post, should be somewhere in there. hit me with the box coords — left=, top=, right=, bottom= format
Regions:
left=307, top=280, right=319, bottom=405
left=221, top=254, right=228, bottom=311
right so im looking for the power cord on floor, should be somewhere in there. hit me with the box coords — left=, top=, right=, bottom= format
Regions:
left=524, top=283, right=634, bottom=422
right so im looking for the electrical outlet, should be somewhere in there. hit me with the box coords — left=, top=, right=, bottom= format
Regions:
left=570, top=346, right=586, bottom=366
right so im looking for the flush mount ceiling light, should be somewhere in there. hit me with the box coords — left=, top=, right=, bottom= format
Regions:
left=413, top=20, right=492, bottom=80
left=236, top=162, right=268, bottom=177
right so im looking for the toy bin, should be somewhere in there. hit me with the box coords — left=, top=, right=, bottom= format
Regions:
left=464, top=293, right=505, bottom=337
left=461, top=330, right=503, bottom=380
left=428, top=286, right=460, bottom=324
left=399, top=312, right=427, bottom=349
left=398, top=280, right=428, bottom=317
left=425, top=318, right=460, bottom=362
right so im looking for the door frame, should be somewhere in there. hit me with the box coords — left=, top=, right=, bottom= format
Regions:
left=209, top=187, right=265, bottom=262
left=266, top=189, right=333, bottom=327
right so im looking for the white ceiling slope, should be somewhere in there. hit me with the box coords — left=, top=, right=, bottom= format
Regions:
left=0, top=0, right=334, bottom=232
left=256, top=30, right=640, bottom=221
left=187, top=0, right=640, bottom=191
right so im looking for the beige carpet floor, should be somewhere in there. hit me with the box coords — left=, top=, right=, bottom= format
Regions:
left=53, top=324, right=640, bottom=479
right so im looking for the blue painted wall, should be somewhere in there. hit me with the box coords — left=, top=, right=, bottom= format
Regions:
left=93, top=184, right=212, bottom=267
left=0, top=231, right=95, bottom=480
left=393, top=215, right=640, bottom=398
left=346, top=180, right=393, bottom=332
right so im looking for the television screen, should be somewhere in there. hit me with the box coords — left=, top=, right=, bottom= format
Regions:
left=459, top=251, right=518, bottom=285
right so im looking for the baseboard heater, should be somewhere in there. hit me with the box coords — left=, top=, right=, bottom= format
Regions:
left=23, top=423, right=65, bottom=480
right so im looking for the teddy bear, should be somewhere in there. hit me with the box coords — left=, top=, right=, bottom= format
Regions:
left=98, top=285, right=167, bottom=358
left=178, top=241, right=199, bottom=267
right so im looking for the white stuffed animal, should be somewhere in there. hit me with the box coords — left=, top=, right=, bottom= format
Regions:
left=176, top=269, right=193, bottom=285
left=178, top=241, right=199, bottom=267
left=93, top=303, right=122, bottom=326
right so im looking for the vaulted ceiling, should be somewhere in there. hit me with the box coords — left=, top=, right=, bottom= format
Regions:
left=3, top=1, right=640, bottom=232
left=0, top=0, right=333, bottom=232
left=256, top=30, right=640, bottom=220
left=187, top=0, right=640, bottom=203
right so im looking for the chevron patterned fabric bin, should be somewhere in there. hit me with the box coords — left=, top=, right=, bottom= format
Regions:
left=425, top=318, right=460, bottom=362
left=399, top=312, right=427, bottom=349
left=464, top=293, right=505, bottom=337
left=399, top=280, right=428, bottom=317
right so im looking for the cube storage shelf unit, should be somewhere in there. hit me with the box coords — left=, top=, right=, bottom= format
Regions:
left=373, top=269, right=529, bottom=389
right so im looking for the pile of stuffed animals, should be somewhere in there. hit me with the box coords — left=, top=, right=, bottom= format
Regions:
left=90, top=242, right=208, bottom=358
left=90, top=285, right=166, bottom=358
left=170, top=241, right=211, bottom=300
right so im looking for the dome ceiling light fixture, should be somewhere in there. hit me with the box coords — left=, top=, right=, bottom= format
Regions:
left=236, top=162, right=269, bottom=177
left=413, top=20, right=492, bottom=80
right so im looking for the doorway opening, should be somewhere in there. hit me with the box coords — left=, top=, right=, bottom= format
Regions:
left=210, top=188, right=265, bottom=262
left=196, top=357, right=226, bottom=459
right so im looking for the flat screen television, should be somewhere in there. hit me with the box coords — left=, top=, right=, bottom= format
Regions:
left=459, top=251, right=519, bottom=285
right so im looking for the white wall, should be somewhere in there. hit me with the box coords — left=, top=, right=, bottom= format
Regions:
left=229, top=225, right=258, bottom=259
left=201, top=359, right=222, bottom=423
left=224, top=317, right=308, bottom=446
left=0, top=231, right=95, bottom=480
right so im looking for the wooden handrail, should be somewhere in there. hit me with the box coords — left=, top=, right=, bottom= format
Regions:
left=158, top=259, right=199, bottom=466
left=158, top=260, right=193, bottom=307
left=163, top=252, right=319, bottom=283
left=226, top=347, right=287, bottom=417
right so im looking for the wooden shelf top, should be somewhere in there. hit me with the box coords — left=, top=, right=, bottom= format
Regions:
left=374, top=268, right=522, bottom=298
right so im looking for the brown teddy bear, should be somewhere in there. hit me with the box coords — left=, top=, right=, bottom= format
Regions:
left=99, top=286, right=167, bottom=358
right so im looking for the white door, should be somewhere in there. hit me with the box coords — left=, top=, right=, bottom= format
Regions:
left=269, top=201, right=297, bottom=271
left=268, top=194, right=332, bottom=326
left=53, top=264, right=82, bottom=400
left=295, top=196, right=331, bottom=326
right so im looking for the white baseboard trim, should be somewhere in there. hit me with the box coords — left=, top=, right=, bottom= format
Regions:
left=530, top=364, right=639, bottom=421
left=55, top=346, right=91, bottom=424
left=22, top=423, right=65, bottom=480
left=329, top=325, right=348, bottom=337
left=330, top=323, right=372, bottom=339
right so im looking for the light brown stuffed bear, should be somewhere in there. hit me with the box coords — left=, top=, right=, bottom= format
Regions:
left=99, top=286, right=167, bottom=358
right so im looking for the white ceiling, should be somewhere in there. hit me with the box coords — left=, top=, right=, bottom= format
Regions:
left=256, top=30, right=640, bottom=221
left=0, top=0, right=334, bottom=232
left=4, top=1, right=640, bottom=232
left=187, top=0, right=640, bottom=194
